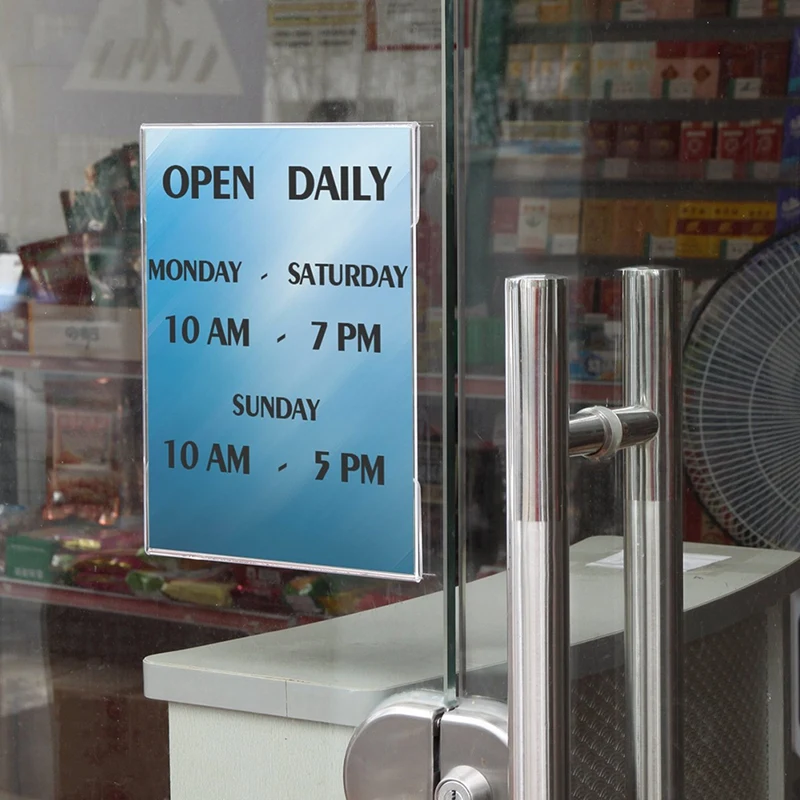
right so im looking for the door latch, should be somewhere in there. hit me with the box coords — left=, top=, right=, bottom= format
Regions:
left=343, top=692, right=507, bottom=800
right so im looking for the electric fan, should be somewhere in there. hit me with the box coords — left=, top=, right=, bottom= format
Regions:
left=684, top=226, right=800, bottom=550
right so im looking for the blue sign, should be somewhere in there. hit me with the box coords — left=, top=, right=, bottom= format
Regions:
left=142, top=123, right=421, bottom=580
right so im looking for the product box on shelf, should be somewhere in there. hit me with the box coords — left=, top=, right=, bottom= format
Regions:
left=716, top=120, right=753, bottom=162
left=777, top=188, right=800, bottom=231
left=529, top=44, right=563, bottom=100
left=560, top=44, right=590, bottom=98
left=680, top=121, right=715, bottom=162
left=614, top=121, right=646, bottom=159
left=612, top=199, right=651, bottom=256
left=652, top=41, right=690, bottom=98
left=758, top=40, right=791, bottom=96
left=644, top=121, right=682, bottom=160
left=581, top=199, right=616, bottom=255
left=590, top=42, right=623, bottom=99
left=720, top=41, right=764, bottom=97
left=782, top=106, right=800, bottom=162
left=788, top=26, right=800, bottom=94
left=687, top=41, right=722, bottom=99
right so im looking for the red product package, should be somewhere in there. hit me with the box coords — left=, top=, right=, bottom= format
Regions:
left=680, top=121, right=714, bottom=162
left=715, top=120, right=753, bottom=162
left=17, top=235, right=93, bottom=305
left=651, top=41, right=689, bottom=97
left=750, top=118, right=782, bottom=162
left=644, top=121, right=682, bottom=160
left=614, top=121, right=646, bottom=159
left=686, top=41, right=721, bottom=99
left=719, top=42, right=759, bottom=97
left=585, top=120, right=617, bottom=160
left=758, top=41, right=790, bottom=97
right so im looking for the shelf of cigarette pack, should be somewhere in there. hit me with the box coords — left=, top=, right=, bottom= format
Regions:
left=418, top=373, right=620, bottom=402
left=511, top=15, right=800, bottom=44
left=0, top=575, right=310, bottom=635
left=492, top=253, right=739, bottom=278
left=517, top=97, right=800, bottom=121
left=0, top=351, right=141, bottom=379
left=493, top=160, right=798, bottom=199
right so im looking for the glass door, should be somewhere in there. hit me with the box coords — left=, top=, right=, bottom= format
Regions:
left=454, top=0, right=800, bottom=797
left=0, top=3, right=455, bottom=799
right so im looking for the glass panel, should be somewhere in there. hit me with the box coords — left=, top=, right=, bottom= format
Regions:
left=461, top=0, right=800, bottom=795
left=0, top=2, right=448, bottom=796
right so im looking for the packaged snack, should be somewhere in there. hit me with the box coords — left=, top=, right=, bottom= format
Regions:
left=17, top=235, right=93, bottom=305
left=46, top=408, right=120, bottom=525
left=86, top=149, right=133, bottom=194
left=83, top=232, right=141, bottom=308
left=161, top=579, right=236, bottom=607
left=5, top=536, right=59, bottom=584
left=284, top=575, right=331, bottom=615
left=53, top=409, right=114, bottom=468
left=119, top=143, right=140, bottom=191
left=687, top=41, right=721, bottom=99
left=112, top=189, right=140, bottom=232
left=60, top=191, right=118, bottom=234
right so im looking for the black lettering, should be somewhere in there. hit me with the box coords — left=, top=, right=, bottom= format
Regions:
left=148, top=259, right=165, bottom=280
left=353, top=167, right=369, bottom=201
left=163, top=165, right=189, bottom=198
left=289, top=166, right=314, bottom=200
left=288, top=262, right=300, bottom=284
left=191, top=166, right=212, bottom=199
left=314, top=167, right=340, bottom=201
left=167, top=259, right=183, bottom=280
left=346, top=263, right=360, bottom=286
left=214, top=166, right=231, bottom=199
left=233, top=394, right=244, bottom=416
left=233, top=166, right=255, bottom=200
left=370, top=166, right=392, bottom=201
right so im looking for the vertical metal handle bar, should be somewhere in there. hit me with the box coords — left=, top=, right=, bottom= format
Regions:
left=622, top=268, right=684, bottom=800
left=505, top=275, right=570, bottom=800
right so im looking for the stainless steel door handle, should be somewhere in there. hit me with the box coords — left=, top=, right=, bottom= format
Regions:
left=505, top=268, right=683, bottom=800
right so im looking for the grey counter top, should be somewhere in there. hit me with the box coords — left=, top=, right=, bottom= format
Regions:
left=144, top=536, right=800, bottom=727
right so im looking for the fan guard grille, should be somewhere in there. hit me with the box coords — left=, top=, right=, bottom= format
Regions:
left=684, top=229, right=800, bottom=550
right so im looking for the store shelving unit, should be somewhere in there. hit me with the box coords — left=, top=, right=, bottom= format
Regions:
left=0, top=575, right=306, bottom=635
